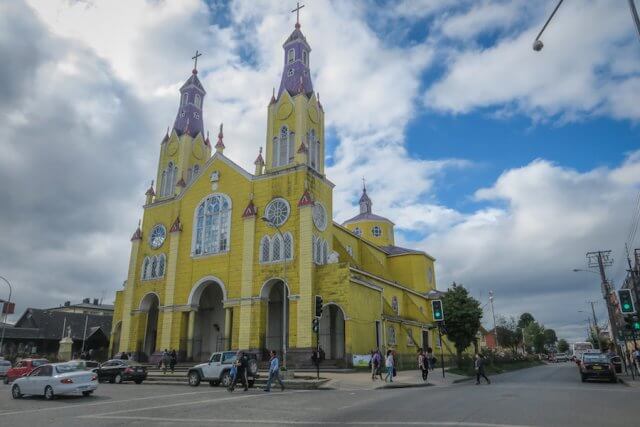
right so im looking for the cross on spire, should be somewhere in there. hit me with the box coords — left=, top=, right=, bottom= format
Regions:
left=292, top=2, right=305, bottom=28
left=362, top=177, right=366, bottom=191
left=192, top=50, right=202, bottom=73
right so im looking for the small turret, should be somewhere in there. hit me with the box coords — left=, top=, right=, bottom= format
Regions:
left=254, top=147, right=265, bottom=175
left=215, top=123, right=225, bottom=154
left=145, top=181, right=155, bottom=205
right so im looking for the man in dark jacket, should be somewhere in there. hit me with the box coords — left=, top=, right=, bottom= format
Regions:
left=229, top=351, right=249, bottom=392
left=474, top=354, right=491, bottom=385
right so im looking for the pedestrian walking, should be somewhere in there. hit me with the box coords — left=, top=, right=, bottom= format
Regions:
left=370, top=350, right=380, bottom=381
left=228, top=351, right=249, bottom=392
left=426, top=347, right=435, bottom=371
left=161, top=349, right=170, bottom=374
left=264, top=350, right=285, bottom=392
left=474, top=354, right=491, bottom=385
left=169, top=349, right=177, bottom=373
left=418, top=349, right=428, bottom=381
left=384, top=350, right=394, bottom=383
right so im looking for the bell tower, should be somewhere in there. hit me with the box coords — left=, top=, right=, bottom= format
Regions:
left=154, top=52, right=211, bottom=200
left=265, top=9, right=325, bottom=175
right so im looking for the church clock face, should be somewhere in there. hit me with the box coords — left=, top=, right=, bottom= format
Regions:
left=312, top=202, right=327, bottom=231
left=149, top=224, right=166, bottom=249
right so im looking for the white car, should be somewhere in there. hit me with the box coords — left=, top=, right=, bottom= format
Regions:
left=0, top=359, right=11, bottom=378
left=11, top=363, right=98, bottom=400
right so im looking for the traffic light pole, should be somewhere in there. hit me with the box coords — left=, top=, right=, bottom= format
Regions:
left=437, top=322, right=445, bottom=379
left=316, top=321, right=320, bottom=380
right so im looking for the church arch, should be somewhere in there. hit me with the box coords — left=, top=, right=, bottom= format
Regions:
left=319, top=302, right=346, bottom=361
left=260, top=278, right=290, bottom=354
left=139, top=293, right=160, bottom=358
left=189, top=278, right=226, bottom=361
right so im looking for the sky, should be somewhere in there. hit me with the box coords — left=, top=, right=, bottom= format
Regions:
left=1, top=0, right=639, bottom=343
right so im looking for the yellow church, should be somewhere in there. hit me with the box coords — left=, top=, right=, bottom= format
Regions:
left=110, top=16, right=441, bottom=367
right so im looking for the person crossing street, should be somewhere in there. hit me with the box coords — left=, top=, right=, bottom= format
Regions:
left=475, top=354, right=491, bottom=385
left=264, top=350, right=285, bottom=392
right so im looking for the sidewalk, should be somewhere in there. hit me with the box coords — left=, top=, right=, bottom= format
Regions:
left=319, top=368, right=468, bottom=391
left=617, top=371, right=640, bottom=388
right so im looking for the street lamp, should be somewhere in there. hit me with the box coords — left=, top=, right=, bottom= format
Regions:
left=0, top=275, right=13, bottom=356
left=488, top=290, right=499, bottom=349
left=533, top=0, right=640, bottom=51
left=261, top=216, right=288, bottom=368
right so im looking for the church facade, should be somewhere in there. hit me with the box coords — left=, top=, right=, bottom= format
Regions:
left=110, top=19, right=441, bottom=367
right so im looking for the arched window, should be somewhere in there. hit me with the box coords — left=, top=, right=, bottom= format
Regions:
left=272, top=234, right=282, bottom=261
left=353, top=227, right=362, bottom=237
left=193, top=194, right=232, bottom=256
left=150, top=256, right=158, bottom=278
left=313, top=235, right=323, bottom=265
left=193, top=164, right=200, bottom=176
left=272, top=137, right=280, bottom=167
left=157, top=254, right=166, bottom=277
left=283, top=232, right=293, bottom=260
left=287, top=48, right=295, bottom=63
left=160, top=171, right=167, bottom=198
left=194, top=94, right=201, bottom=108
left=372, top=226, right=382, bottom=237
left=162, top=162, right=176, bottom=197
left=322, top=241, right=328, bottom=264
left=302, top=50, right=308, bottom=65
left=309, top=129, right=316, bottom=168
left=260, top=236, right=270, bottom=263
left=182, top=93, right=188, bottom=105
left=278, top=126, right=289, bottom=167
left=142, top=257, right=150, bottom=280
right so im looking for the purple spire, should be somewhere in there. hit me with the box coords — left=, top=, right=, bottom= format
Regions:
left=173, top=55, right=206, bottom=138
left=277, top=21, right=313, bottom=99
left=359, top=179, right=372, bottom=214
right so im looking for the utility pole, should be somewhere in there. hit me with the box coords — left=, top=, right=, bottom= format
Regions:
left=586, top=300, right=601, bottom=349
left=587, top=251, right=620, bottom=353
left=489, top=291, right=498, bottom=349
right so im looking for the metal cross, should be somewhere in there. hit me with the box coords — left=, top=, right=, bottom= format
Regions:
left=291, top=2, right=305, bottom=26
left=192, top=50, right=202, bottom=70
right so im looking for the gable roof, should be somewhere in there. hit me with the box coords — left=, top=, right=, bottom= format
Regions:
left=14, top=308, right=112, bottom=341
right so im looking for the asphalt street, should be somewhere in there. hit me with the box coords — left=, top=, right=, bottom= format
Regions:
left=0, top=363, right=637, bottom=426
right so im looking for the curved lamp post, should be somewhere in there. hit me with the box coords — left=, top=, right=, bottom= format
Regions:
left=261, top=216, right=287, bottom=368
left=0, top=275, right=13, bottom=356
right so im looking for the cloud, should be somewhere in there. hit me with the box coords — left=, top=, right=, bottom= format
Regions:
left=420, top=153, right=640, bottom=341
left=425, top=0, right=640, bottom=122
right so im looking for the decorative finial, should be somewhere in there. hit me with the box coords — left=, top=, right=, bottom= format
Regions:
left=292, top=2, right=305, bottom=29
left=254, top=146, right=265, bottom=165
left=192, top=50, right=202, bottom=74
left=215, top=123, right=225, bottom=152
left=362, top=177, right=366, bottom=191
left=270, top=87, right=276, bottom=105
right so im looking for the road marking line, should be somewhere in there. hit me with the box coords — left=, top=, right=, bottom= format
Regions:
left=0, top=388, right=226, bottom=417
left=81, top=415, right=537, bottom=427
left=80, top=390, right=312, bottom=418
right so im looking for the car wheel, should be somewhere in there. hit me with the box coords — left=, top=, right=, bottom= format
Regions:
left=114, top=374, right=123, bottom=384
left=134, top=380, right=143, bottom=384
left=44, top=385, right=55, bottom=400
left=221, top=371, right=232, bottom=388
left=82, top=391, right=93, bottom=397
left=108, top=378, right=115, bottom=384
left=209, top=380, right=219, bottom=387
left=188, top=371, right=201, bottom=387
left=11, top=384, right=22, bottom=399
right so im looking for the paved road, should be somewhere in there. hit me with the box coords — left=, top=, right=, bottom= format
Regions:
left=0, top=363, right=637, bottom=426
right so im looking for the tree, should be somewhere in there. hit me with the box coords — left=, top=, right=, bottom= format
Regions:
left=543, top=329, right=557, bottom=346
left=557, top=339, right=569, bottom=353
left=524, top=321, right=545, bottom=354
left=518, top=313, right=535, bottom=329
left=441, top=283, right=483, bottom=367
left=496, top=316, right=519, bottom=352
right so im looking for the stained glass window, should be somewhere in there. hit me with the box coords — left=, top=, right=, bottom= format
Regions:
left=193, top=194, right=231, bottom=256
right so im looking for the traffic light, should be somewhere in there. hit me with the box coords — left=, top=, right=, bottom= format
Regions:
left=431, top=300, right=444, bottom=321
left=617, top=289, right=636, bottom=314
left=312, top=317, right=319, bottom=333
left=315, top=295, right=323, bottom=318
left=634, top=316, right=640, bottom=331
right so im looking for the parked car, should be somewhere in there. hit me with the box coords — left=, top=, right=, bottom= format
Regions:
left=187, top=351, right=259, bottom=388
left=4, top=358, right=49, bottom=384
left=555, top=353, right=569, bottom=362
left=579, top=353, right=617, bottom=383
left=11, top=363, right=98, bottom=400
left=0, top=359, right=11, bottom=378
left=95, top=359, right=147, bottom=384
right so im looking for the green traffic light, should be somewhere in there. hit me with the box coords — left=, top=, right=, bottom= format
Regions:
left=623, top=303, right=631, bottom=310
left=634, top=322, right=640, bottom=330
left=435, top=311, right=441, bottom=318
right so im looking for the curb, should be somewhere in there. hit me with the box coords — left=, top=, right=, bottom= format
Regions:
left=618, top=377, right=631, bottom=387
left=376, top=382, right=434, bottom=390
left=451, top=376, right=474, bottom=384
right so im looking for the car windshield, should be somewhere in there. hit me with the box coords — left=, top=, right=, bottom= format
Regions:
left=56, top=363, right=83, bottom=374
left=32, top=360, right=47, bottom=367
left=583, top=354, right=608, bottom=363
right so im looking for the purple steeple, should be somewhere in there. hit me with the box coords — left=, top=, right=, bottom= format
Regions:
left=277, top=19, right=314, bottom=99
left=173, top=53, right=206, bottom=138
left=359, top=181, right=372, bottom=214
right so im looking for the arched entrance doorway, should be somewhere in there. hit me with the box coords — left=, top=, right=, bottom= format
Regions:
left=111, top=322, right=122, bottom=357
left=319, top=304, right=345, bottom=360
left=189, top=278, right=226, bottom=361
left=140, top=293, right=160, bottom=358
left=261, top=279, right=289, bottom=355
